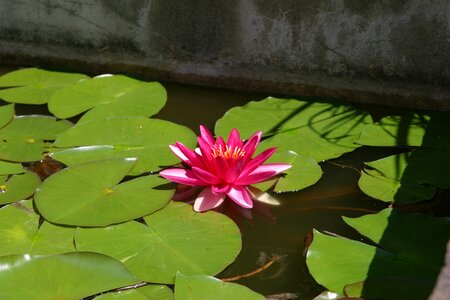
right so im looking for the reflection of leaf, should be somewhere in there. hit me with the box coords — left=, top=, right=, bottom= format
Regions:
left=0, top=252, right=139, bottom=300
left=76, top=202, right=242, bottom=284
left=0, top=115, right=72, bottom=161
left=35, top=158, right=173, bottom=226
left=306, top=208, right=450, bottom=300
left=215, top=97, right=372, bottom=161
left=94, top=285, right=173, bottom=300
left=0, top=68, right=89, bottom=104
left=49, top=75, right=167, bottom=120
left=0, top=201, right=75, bottom=256
left=174, top=273, right=264, bottom=300
left=52, top=116, right=197, bottom=174
left=0, top=170, right=41, bottom=205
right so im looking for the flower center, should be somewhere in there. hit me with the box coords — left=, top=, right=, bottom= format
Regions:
left=211, top=144, right=246, bottom=160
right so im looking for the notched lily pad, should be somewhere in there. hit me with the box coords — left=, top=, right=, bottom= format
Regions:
left=0, top=68, right=89, bottom=104
left=49, top=74, right=167, bottom=120
left=0, top=170, right=40, bottom=205
left=34, top=158, right=173, bottom=226
left=52, top=116, right=197, bottom=175
left=75, top=202, right=242, bottom=284
left=0, top=252, right=139, bottom=300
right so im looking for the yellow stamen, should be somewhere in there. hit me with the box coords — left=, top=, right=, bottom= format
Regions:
left=211, top=144, right=246, bottom=159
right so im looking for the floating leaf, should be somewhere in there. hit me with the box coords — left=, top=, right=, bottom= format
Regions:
left=356, top=113, right=429, bottom=147
left=0, top=161, right=24, bottom=175
left=306, top=208, right=450, bottom=300
left=76, top=202, right=242, bottom=284
left=0, top=68, right=88, bottom=104
left=0, top=201, right=75, bottom=256
left=52, top=117, right=197, bottom=174
left=94, top=285, right=173, bottom=300
left=0, top=104, right=14, bottom=128
left=0, top=170, right=40, bottom=205
left=215, top=97, right=372, bottom=162
left=49, top=75, right=167, bottom=119
left=0, top=115, right=72, bottom=161
left=174, top=273, right=264, bottom=300
left=269, top=151, right=322, bottom=192
left=34, top=158, right=173, bottom=226
left=0, top=252, right=139, bottom=300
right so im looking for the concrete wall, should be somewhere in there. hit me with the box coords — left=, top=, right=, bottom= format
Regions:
left=0, top=0, right=448, bottom=110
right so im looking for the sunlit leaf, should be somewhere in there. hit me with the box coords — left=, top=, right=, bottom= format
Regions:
left=0, top=104, right=14, bottom=128
left=94, top=285, right=173, bottom=300
left=215, top=97, right=372, bottom=161
left=0, top=252, right=139, bottom=300
left=0, top=201, right=75, bottom=256
left=0, top=161, right=24, bottom=175
left=34, top=158, right=173, bottom=226
left=52, top=117, right=197, bottom=174
left=356, top=113, right=429, bottom=147
left=76, top=202, right=242, bottom=284
left=174, top=273, right=264, bottom=300
left=0, top=170, right=40, bottom=205
left=306, top=208, right=450, bottom=300
left=269, top=151, right=322, bottom=192
left=0, top=115, right=72, bottom=161
left=49, top=75, right=166, bottom=119
left=0, top=68, right=88, bottom=104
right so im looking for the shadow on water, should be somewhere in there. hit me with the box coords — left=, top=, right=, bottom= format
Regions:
left=361, top=112, right=450, bottom=300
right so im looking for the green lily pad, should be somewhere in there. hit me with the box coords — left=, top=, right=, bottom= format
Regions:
left=94, top=285, right=173, bottom=300
left=0, top=104, right=14, bottom=128
left=0, top=68, right=89, bottom=104
left=48, top=74, right=167, bottom=119
left=306, top=208, right=450, bottom=300
left=174, top=273, right=264, bottom=300
left=0, top=170, right=40, bottom=205
left=269, top=151, right=322, bottom=192
left=75, top=202, right=242, bottom=284
left=0, top=161, right=24, bottom=175
left=356, top=113, right=429, bottom=147
left=52, top=116, right=197, bottom=174
left=0, top=252, right=139, bottom=300
left=0, top=201, right=75, bottom=256
left=0, top=115, right=73, bottom=162
left=215, top=97, right=372, bottom=162
left=34, top=158, right=173, bottom=226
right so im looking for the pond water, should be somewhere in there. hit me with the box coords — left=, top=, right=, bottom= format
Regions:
left=1, top=66, right=444, bottom=299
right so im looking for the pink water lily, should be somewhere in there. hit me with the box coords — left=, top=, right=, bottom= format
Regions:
left=159, top=126, right=291, bottom=212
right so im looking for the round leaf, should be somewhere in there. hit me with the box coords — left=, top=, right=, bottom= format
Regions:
left=49, top=75, right=167, bottom=119
left=0, top=161, right=24, bottom=175
left=94, top=285, right=173, bottom=300
left=0, top=201, right=75, bottom=256
left=34, top=158, right=173, bottom=226
left=0, top=170, right=40, bottom=205
left=52, top=117, right=197, bottom=174
left=0, top=252, right=139, bottom=300
left=0, top=68, right=89, bottom=104
left=75, top=202, right=242, bottom=284
left=215, top=97, right=372, bottom=161
left=174, top=273, right=264, bottom=300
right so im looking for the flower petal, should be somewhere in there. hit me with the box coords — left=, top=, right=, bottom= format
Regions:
left=176, top=142, right=204, bottom=167
left=239, top=147, right=277, bottom=178
left=227, top=128, right=242, bottom=149
left=199, top=125, right=216, bottom=147
left=242, top=131, right=262, bottom=158
left=169, top=144, right=190, bottom=164
left=191, top=166, right=221, bottom=185
left=193, top=187, right=226, bottom=212
left=227, top=186, right=253, bottom=208
left=247, top=186, right=281, bottom=206
left=212, top=184, right=230, bottom=194
left=236, top=170, right=276, bottom=185
left=159, top=168, right=208, bottom=186
left=252, top=163, right=292, bottom=175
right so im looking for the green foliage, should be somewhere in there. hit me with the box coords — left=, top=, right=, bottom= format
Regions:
left=306, top=209, right=450, bottom=299
left=94, top=285, right=174, bottom=300
left=76, top=202, right=242, bottom=283
left=0, top=252, right=139, bottom=300
left=174, top=273, right=265, bottom=300
left=0, top=170, right=40, bottom=205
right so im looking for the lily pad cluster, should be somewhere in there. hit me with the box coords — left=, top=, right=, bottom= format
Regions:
left=0, top=68, right=262, bottom=299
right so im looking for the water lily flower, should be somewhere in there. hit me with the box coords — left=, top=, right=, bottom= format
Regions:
left=159, top=126, right=291, bottom=212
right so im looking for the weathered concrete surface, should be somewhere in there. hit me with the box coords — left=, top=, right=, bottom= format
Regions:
left=0, top=0, right=448, bottom=110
